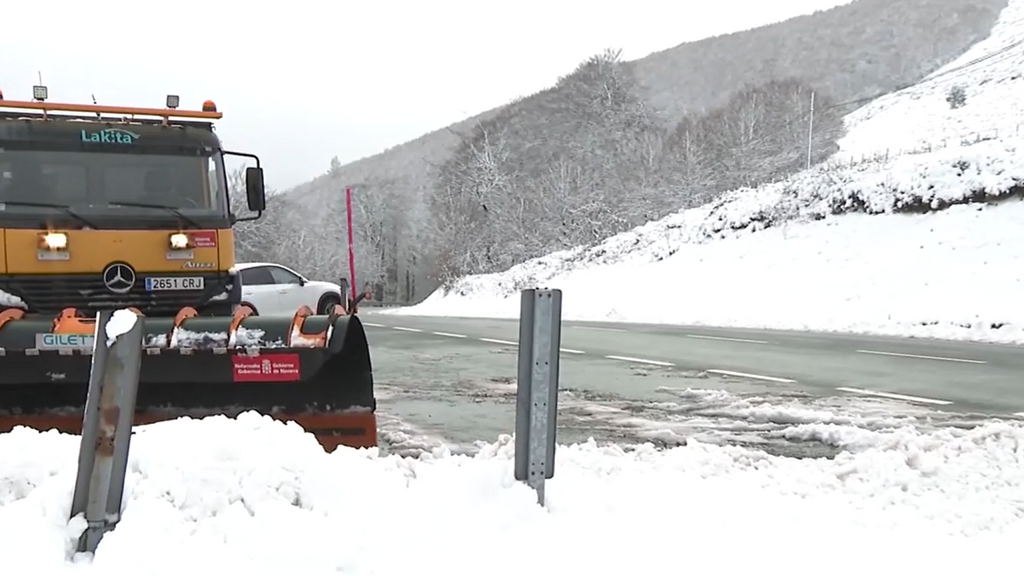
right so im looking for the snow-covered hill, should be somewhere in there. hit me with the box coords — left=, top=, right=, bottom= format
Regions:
left=838, top=0, right=1024, bottom=159
left=388, top=0, right=1024, bottom=345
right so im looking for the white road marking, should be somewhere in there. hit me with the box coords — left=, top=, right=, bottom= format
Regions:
left=362, top=322, right=386, bottom=327
left=480, top=337, right=517, bottom=345
left=856, top=349, right=986, bottom=364
left=605, top=355, right=674, bottom=367
left=432, top=331, right=467, bottom=338
left=836, top=386, right=953, bottom=406
left=576, top=326, right=628, bottom=333
left=392, top=326, right=423, bottom=333
left=475, top=336, right=584, bottom=354
left=687, top=334, right=768, bottom=344
left=706, top=369, right=796, bottom=384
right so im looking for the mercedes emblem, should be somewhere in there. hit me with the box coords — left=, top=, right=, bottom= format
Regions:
left=102, top=263, right=136, bottom=294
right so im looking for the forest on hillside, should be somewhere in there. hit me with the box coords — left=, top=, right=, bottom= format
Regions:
left=231, top=0, right=1008, bottom=303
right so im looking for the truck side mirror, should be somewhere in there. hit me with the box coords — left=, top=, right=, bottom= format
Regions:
left=245, top=167, right=266, bottom=212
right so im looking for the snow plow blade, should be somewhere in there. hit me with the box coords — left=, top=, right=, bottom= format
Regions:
left=0, top=305, right=376, bottom=451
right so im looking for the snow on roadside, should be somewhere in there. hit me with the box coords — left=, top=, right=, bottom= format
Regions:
left=2, top=413, right=1024, bottom=574
left=388, top=138, right=1024, bottom=344
left=837, top=0, right=1024, bottom=159
left=564, top=385, right=982, bottom=452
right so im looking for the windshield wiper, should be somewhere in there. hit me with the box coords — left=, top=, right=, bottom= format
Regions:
left=107, top=201, right=204, bottom=229
left=0, top=201, right=99, bottom=229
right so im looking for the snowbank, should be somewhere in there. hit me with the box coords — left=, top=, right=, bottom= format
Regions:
left=2, top=413, right=1024, bottom=575
left=838, top=0, right=1024, bottom=159
left=390, top=138, right=1024, bottom=343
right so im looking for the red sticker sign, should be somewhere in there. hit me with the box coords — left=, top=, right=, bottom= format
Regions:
left=191, top=230, right=217, bottom=248
left=232, top=354, right=301, bottom=382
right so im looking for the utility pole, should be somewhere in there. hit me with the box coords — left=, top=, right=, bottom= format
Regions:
left=806, top=91, right=815, bottom=170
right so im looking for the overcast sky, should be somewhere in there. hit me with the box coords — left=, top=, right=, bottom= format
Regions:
left=1, top=0, right=852, bottom=190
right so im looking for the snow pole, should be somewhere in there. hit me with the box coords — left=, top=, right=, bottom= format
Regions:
left=345, top=186, right=357, bottom=303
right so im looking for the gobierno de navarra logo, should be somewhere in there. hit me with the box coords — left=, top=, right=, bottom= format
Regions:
left=234, top=357, right=299, bottom=376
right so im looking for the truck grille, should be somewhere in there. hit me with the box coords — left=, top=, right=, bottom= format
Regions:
left=0, top=272, right=234, bottom=316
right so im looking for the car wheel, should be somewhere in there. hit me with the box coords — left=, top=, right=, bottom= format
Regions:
left=317, top=293, right=342, bottom=315
left=240, top=302, right=259, bottom=316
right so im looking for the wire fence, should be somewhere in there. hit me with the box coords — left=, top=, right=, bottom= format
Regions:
left=828, top=121, right=1024, bottom=170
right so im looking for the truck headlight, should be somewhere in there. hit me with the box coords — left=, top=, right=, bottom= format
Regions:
left=168, top=232, right=191, bottom=250
left=38, top=232, right=68, bottom=250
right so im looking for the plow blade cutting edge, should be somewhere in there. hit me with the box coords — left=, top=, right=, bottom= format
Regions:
left=0, top=305, right=376, bottom=451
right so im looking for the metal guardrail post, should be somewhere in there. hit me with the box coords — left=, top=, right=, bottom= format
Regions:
left=69, top=310, right=145, bottom=554
left=514, top=288, right=562, bottom=506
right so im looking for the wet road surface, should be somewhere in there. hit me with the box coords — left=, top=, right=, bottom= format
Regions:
left=363, top=313, right=1023, bottom=458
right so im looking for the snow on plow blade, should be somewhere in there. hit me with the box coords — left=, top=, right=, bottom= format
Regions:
left=0, top=305, right=376, bottom=451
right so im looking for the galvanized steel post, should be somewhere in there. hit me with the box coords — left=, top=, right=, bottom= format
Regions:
left=514, top=288, right=563, bottom=506
left=69, top=310, right=144, bottom=553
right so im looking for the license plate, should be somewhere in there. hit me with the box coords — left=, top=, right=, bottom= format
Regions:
left=145, top=276, right=205, bottom=291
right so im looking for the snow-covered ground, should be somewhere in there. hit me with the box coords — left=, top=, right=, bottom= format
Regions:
left=389, top=0, right=1024, bottom=345
left=2, top=413, right=1024, bottom=575
left=837, top=0, right=1024, bottom=159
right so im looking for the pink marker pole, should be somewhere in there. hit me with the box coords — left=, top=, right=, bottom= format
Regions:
left=345, top=186, right=357, bottom=302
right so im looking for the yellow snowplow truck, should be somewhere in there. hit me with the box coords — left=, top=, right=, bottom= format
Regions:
left=0, top=86, right=376, bottom=451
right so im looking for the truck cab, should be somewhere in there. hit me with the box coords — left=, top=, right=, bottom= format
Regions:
left=0, top=86, right=266, bottom=317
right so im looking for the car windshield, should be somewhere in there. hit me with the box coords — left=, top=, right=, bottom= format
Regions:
left=0, top=148, right=228, bottom=224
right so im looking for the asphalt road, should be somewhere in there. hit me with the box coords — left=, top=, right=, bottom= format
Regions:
left=361, top=312, right=1024, bottom=456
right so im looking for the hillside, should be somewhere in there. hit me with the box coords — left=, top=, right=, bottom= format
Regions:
left=629, top=0, right=1007, bottom=124
left=234, top=0, right=1007, bottom=304
left=387, top=0, right=1024, bottom=345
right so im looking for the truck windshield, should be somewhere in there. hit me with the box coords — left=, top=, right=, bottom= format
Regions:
left=0, top=148, right=228, bottom=225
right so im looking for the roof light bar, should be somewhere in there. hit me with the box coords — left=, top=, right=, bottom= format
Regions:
left=0, top=85, right=223, bottom=119
left=0, top=99, right=223, bottom=120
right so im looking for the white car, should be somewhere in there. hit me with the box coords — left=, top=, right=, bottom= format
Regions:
left=234, top=262, right=345, bottom=316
